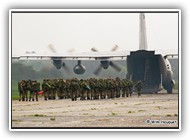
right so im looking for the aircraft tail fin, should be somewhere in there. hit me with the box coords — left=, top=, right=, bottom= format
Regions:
left=139, top=13, right=148, bottom=50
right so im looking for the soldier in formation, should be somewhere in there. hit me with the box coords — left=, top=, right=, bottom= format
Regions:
left=134, top=80, right=143, bottom=97
left=18, top=80, right=40, bottom=101
left=42, top=79, right=51, bottom=100
left=29, top=80, right=40, bottom=101
left=18, top=80, right=28, bottom=101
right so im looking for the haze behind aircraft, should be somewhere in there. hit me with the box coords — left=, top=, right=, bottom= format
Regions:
left=12, top=12, right=178, bottom=93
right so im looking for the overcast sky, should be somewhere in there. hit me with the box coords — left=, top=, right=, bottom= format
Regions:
left=11, top=11, right=179, bottom=55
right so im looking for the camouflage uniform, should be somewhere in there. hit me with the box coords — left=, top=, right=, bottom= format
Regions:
left=18, top=81, right=22, bottom=101
left=104, top=78, right=109, bottom=99
left=65, top=79, right=71, bottom=99
left=29, top=80, right=39, bottom=101
left=36, top=82, right=40, bottom=100
left=18, top=80, right=28, bottom=101
left=99, top=79, right=106, bottom=99
left=110, top=79, right=115, bottom=98
left=88, top=78, right=95, bottom=100
left=94, top=79, right=100, bottom=99
left=79, top=79, right=91, bottom=100
left=122, top=79, right=128, bottom=97
left=79, top=79, right=85, bottom=100
left=48, top=80, right=56, bottom=100
left=135, top=80, right=143, bottom=97
left=127, top=80, right=134, bottom=97
left=70, top=78, right=80, bottom=101
left=25, top=80, right=32, bottom=101
left=62, top=80, right=67, bottom=99
left=106, top=79, right=112, bottom=99
left=57, top=79, right=64, bottom=99
left=86, top=80, right=91, bottom=100
left=42, top=79, right=51, bottom=100
left=115, top=77, right=122, bottom=98
left=29, top=80, right=35, bottom=101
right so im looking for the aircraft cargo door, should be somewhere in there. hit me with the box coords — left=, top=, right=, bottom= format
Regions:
left=127, top=50, right=162, bottom=93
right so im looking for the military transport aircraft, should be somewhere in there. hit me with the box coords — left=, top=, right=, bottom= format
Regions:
left=12, top=13, right=178, bottom=93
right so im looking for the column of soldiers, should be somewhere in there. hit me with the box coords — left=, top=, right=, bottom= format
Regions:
left=18, top=78, right=143, bottom=101
left=18, top=80, right=40, bottom=101
left=40, top=78, right=143, bottom=101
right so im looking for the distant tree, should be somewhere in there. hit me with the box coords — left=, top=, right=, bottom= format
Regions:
left=12, top=62, right=38, bottom=81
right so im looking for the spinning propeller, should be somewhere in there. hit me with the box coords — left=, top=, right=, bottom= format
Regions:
left=91, top=45, right=122, bottom=76
left=48, top=44, right=86, bottom=75
left=47, top=44, right=72, bottom=74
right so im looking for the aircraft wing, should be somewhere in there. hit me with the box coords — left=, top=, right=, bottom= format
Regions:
left=12, top=51, right=130, bottom=60
left=12, top=50, right=178, bottom=60
left=154, top=50, right=178, bottom=58
left=163, top=54, right=178, bottom=59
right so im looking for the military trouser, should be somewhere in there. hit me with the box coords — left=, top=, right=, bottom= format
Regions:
left=62, top=90, right=66, bottom=99
left=93, top=89, right=99, bottom=100
left=21, top=90, right=28, bottom=101
left=100, top=90, right=106, bottom=99
left=87, top=90, right=91, bottom=100
left=57, top=92, right=63, bottom=99
left=65, top=89, right=70, bottom=99
left=29, top=90, right=38, bottom=101
left=71, top=91, right=78, bottom=101
left=110, top=89, right=115, bottom=98
left=122, top=88, right=125, bottom=97
left=126, top=88, right=130, bottom=97
left=19, top=91, right=27, bottom=101
left=35, top=91, right=38, bottom=101
left=18, top=91, right=22, bottom=101
left=105, top=90, right=108, bottom=99
left=122, top=88, right=129, bottom=97
left=90, top=90, right=94, bottom=100
left=99, top=91, right=103, bottom=99
left=115, top=88, right=121, bottom=98
left=107, top=90, right=111, bottom=99
left=57, top=88, right=63, bottom=99
left=137, top=90, right=141, bottom=97
left=129, top=90, right=132, bottom=97
left=29, top=91, right=34, bottom=101
left=44, top=91, right=49, bottom=100
left=49, top=90, right=56, bottom=100
left=80, top=89, right=87, bottom=100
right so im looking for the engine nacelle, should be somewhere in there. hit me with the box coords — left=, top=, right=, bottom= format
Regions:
left=53, top=60, right=62, bottom=69
left=100, top=60, right=110, bottom=69
left=73, top=60, right=86, bottom=75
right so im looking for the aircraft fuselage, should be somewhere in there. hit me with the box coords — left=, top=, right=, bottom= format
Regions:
left=127, top=50, right=175, bottom=93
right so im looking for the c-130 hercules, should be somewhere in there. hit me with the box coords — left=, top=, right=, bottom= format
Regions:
left=12, top=12, right=178, bottom=93
left=127, top=13, right=177, bottom=93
